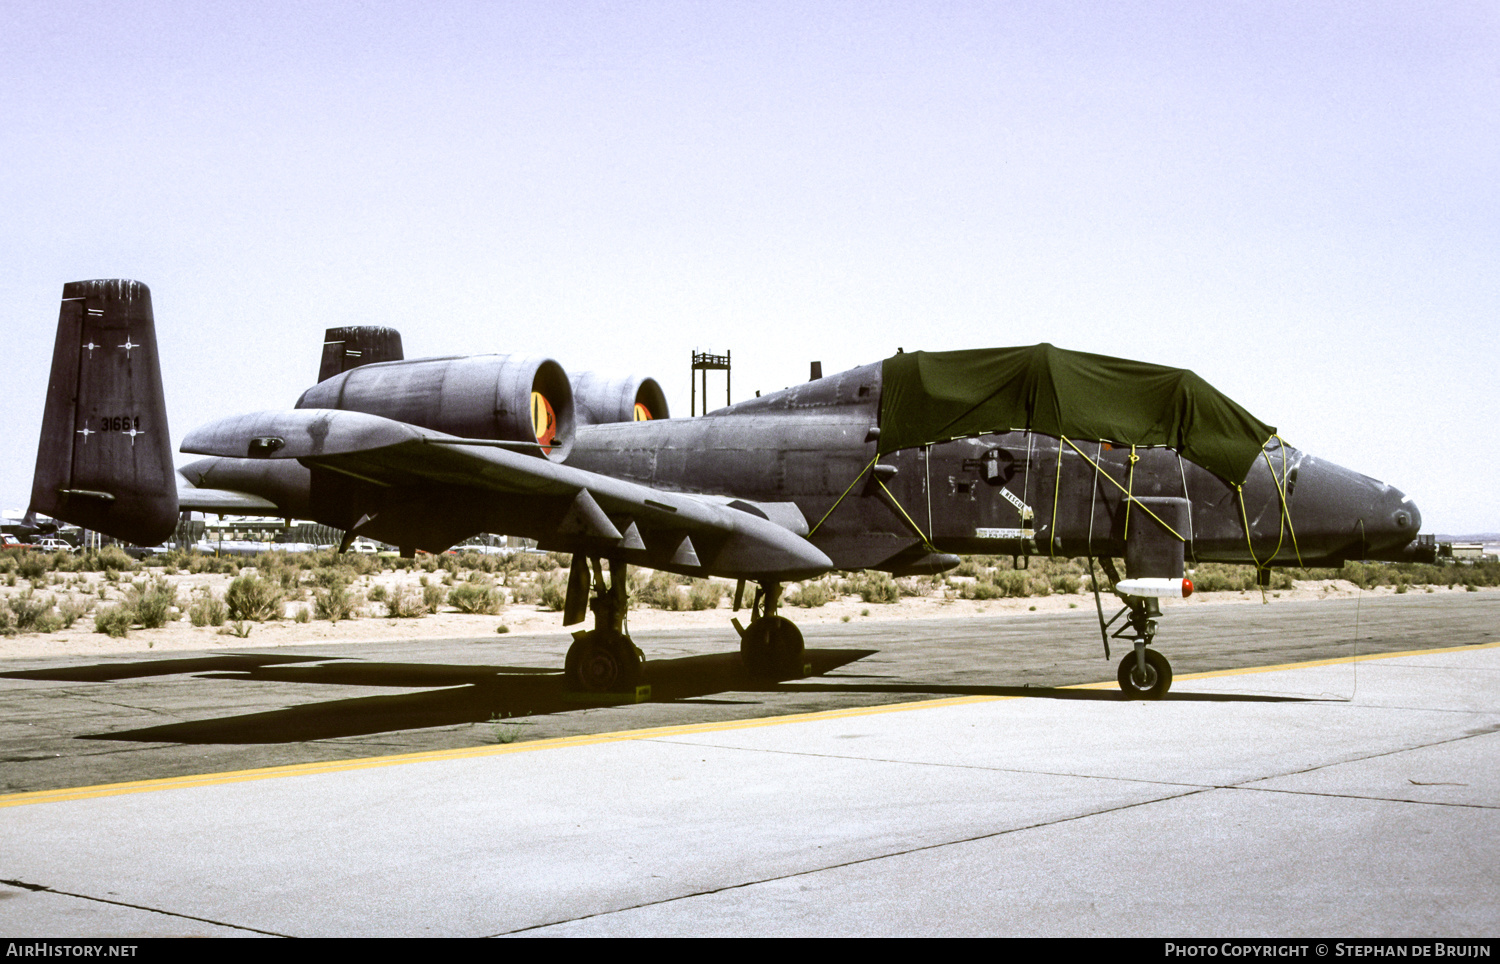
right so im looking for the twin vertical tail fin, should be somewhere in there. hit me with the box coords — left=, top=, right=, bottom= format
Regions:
left=29, top=280, right=178, bottom=546
left=318, top=325, right=404, bottom=382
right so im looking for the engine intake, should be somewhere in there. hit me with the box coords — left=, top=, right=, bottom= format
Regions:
left=571, top=372, right=669, bottom=426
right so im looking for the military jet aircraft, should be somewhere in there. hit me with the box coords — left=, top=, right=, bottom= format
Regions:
left=30, top=280, right=1431, bottom=698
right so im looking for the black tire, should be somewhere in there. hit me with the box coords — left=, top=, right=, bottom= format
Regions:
left=565, top=630, right=643, bottom=692
left=740, top=615, right=805, bottom=680
left=1117, top=648, right=1172, bottom=700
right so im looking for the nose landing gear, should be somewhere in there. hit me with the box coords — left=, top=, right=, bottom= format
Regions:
left=1117, top=644, right=1172, bottom=700
left=1103, top=596, right=1174, bottom=700
left=1092, top=556, right=1175, bottom=700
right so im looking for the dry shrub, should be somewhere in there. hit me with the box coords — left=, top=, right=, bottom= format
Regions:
left=225, top=575, right=284, bottom=621
left=449, top=582, right=501, bottom=614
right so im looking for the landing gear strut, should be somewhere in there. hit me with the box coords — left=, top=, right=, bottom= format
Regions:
left=1092, top=556, right=1174, bottom=700
left=564, top=556, right=643, bottom=693
left=1103, top=600, right=1173, bottom=700
left=734, top=582, right=806, bottom=680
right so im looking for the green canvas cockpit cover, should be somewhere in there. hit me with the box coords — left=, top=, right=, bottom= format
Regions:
left=878, top=344, right=1276, bottom=484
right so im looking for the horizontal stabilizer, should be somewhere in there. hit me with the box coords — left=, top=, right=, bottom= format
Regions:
left=176, top=484, right=281, bottom=514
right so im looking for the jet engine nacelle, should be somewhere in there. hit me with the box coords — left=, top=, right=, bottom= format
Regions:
left=571, top=371, right=669, bottom=426
left=296, top=354, right=576, bottom=460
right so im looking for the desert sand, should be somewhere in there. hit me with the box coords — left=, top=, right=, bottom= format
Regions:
left=2, top=565, right=1480, bottom=661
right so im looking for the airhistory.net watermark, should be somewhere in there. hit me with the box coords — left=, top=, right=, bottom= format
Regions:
left=5, top=945, right=137, bottom=957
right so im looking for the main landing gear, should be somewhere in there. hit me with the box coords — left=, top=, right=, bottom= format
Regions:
left=733, top=582, right=806, bottom=681
left=564, top=556, right=643, bottom=693
left=560, top=559, right=809, bottom=692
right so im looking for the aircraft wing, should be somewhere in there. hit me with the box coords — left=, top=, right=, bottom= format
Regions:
left=176, top=476, right=281, bottom=514
left=181, top=409, right=832, bottom=580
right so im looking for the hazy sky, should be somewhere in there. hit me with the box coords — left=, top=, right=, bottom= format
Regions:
left=3, top=1, right=1496, bottom=532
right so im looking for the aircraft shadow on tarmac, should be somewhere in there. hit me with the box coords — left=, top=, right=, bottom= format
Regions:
left=3, top=650, right=1314, bottom=745
left=0, top=653, right=345, bottom=683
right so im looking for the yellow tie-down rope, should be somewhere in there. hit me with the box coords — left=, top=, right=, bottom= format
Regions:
left=1049, top=442, right=1063, bottom=557
left=1264, top=435, right=1304, bottom=567
left=1056, top=434, right=1303, bottom=600
left=1056, top=437, right=1187, bottom=545
left=807, top=453, right=941, bottom=553
left=874, top=475, right=939, bottom=552
left=816, top=434, right=1300, bottom=567
left=1235, top=437, right=1306, bottom=569
left=1235, top=434, right=1305, bottom=599
left=808, top=455, right=879, bottom=537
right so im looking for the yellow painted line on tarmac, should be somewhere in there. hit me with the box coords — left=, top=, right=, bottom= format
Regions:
left=1065, top=638, right=1500, bottom=690
left=2, top=639, right=1494, bottom=810
left=0, top=695, right=999, bottom=811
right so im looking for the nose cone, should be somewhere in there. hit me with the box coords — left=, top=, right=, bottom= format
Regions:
left=1374, top=485, right=1423, bottom=554
left=1285, top=453, right=1423, bottom=561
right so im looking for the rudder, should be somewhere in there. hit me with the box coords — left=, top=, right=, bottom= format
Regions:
left=29, top=280, right=178, bottom=546
left=318, top=326, right=404, bottom=383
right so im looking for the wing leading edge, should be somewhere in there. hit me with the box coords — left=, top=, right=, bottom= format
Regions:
left=181, top=409, right=832, bottom=581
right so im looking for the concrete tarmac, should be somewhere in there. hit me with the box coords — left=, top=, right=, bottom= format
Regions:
left=2, top=593, right=1494, bottom=795
left=0, top=595, right=1497, bottom=937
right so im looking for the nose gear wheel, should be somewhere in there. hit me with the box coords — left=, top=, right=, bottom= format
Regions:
left=1117, top=648, right=1172, bottom=700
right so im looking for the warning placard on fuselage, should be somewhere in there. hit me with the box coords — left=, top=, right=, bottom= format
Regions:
left=974, top=528, right=1035, bottom=540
